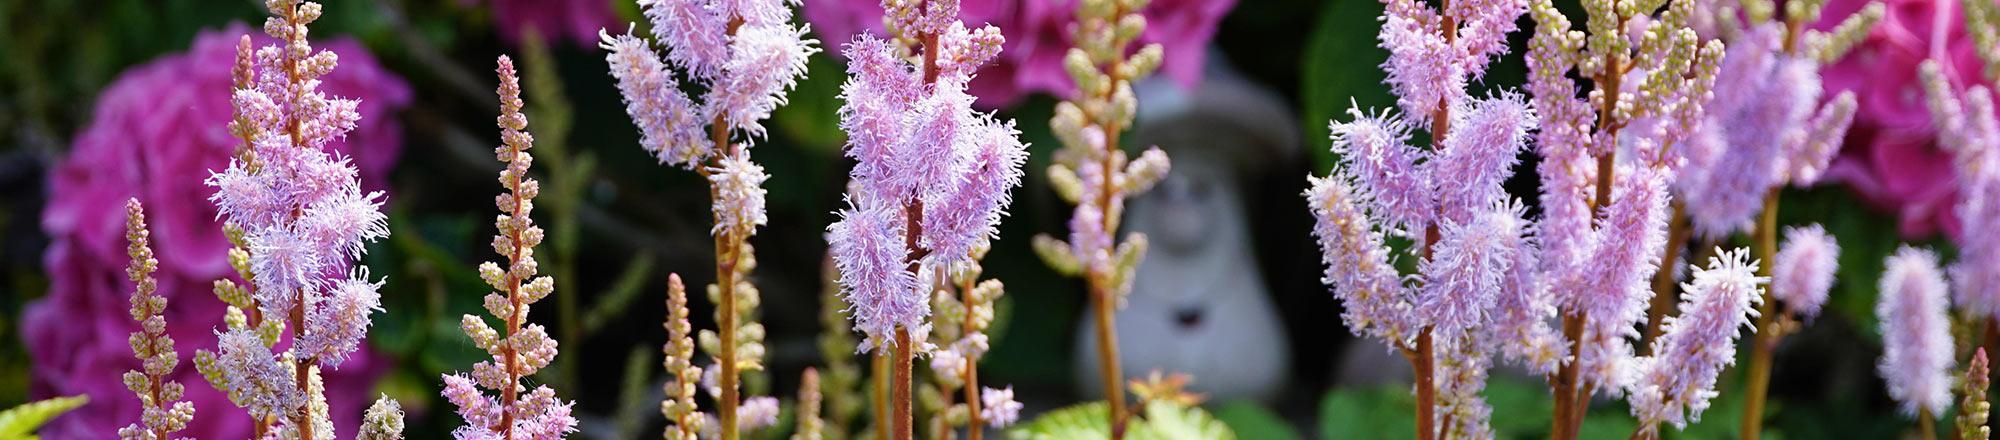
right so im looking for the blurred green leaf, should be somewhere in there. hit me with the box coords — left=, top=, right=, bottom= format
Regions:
left=1318, top=384, right=1416, bottom=440
left=582, top=253, right=658, bottom=335
left=774, top=53, right=849, bottom=155
left=1299, top=0, right=1396, bottom=173
left=1009, top=400, right=1235, bottom=440
left=0, top=395, right=87, bottom=439
left=1212, top=400, right=1299, bottom=440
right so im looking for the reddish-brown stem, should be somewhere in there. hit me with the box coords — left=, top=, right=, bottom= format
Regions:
left=1551, top=310, right=1587, bottom=440
left=1740, top=189, right=1782, bottom=440
left=1413, top=329, right=1438, bottom=440
left=893, top=329, right=915, bottom=440
left=874, top=352, right=890, bottom=440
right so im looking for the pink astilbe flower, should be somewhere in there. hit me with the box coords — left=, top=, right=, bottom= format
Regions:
left=1573, top=164, right=1674, bottom=391
left=1629, top=248, right=1765, bottom=430
left=828, top=198, right=923, bottom=350
left=442, top=56, right=578, bottom=440
left=1418, top=201, right=1531, bottom=340
left=26, top=20, right=403, bottom=438
left=602, top=0, right=818, bottom=167
left=828, top=3, right=1028, bottom=351
left=118, top=200, right=198, bottom=440
left=1675, top=15, right=1869, bottom=238
left=1431, top=93, right=1535, bottom=223
left=979, top=386, right=1023, bottom=428
left=1876, top=246, right=1955, bottom=418
left=1771, top=224, right=1841, bottom=319
left=708, top=153, right=772, bottom=236
left=1919, top=61, right=2000, bottom=319
left=1327, top=108, right=1431, bottom=234
left=1377, top=0, right=1528, bottom=127
left=1304, top=172, right=1417, bottom=345
left=189, top=2, right=398, bottom=436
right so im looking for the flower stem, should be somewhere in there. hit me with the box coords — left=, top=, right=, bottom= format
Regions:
left=874, top=352, right=890, bottom=440
left=1413, top=328, right=1438, bottom=440
left=963, top=276, right=984, bottom=440
left=1740, top=189, right=1782, bottom=440
left=894, top=328, right=915, bottom=440
left=709, top=122, right=743, bottom=440
left=1093, top=276, right=1127, bottom=438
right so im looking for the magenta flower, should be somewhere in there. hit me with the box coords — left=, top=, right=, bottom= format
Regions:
left=1877, top=246, right=1955, bottom=418
left=1817, top=0, right=1989, bottom=239
left=466, top=0, right=620, bottom=48
left=805, top=0, right=1236, bottom=108
left=1771, top=224, right=1841, bottom=319
left=23, top=22, right=405, bottom=439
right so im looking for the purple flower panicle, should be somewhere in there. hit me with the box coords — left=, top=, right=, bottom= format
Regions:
left=1629, top=248, right=1765, bottom=429
left=1877, top=246, right=1954, bottom=418
left=1771, top=224, right=1840, bottom=319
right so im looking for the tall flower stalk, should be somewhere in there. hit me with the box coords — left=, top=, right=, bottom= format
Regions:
left=439, top=56, right=578, bottom=439
left=827, top=1, right=1028, bottom=438
left=1642, top=1, right=1879, bottom=435
left=1523, top=0, right=1724, bottom=435
left=1029, top=0, right=1169, bottom=435
left=119, top=199, right=196, bottom=440
left=193, top=1, right=396, bottom=438
left=601, top=0, right=815, bottom=436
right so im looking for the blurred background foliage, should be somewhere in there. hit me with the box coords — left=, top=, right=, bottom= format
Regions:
left=0, top=0, right=1942, bottom=437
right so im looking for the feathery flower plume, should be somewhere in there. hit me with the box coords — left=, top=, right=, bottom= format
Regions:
left=1919, top=61, right=2000, bottom=320
left=795, top=368, right=824, bottom=440
left=603, top=1, right=816, bottom=435
left=118, top=199, right=196, bottom=440
left=357, top=395, right=405, bottom=440
left=979, top=387, right=1023, bottom=429
left=828, top=2, right=1027, bottom=439
left=1877, top=246, right=1954, bottom=419
left=191, top=2, right=395, bottom=437
left=1770, top=224, right=1840, bottom=319
left=1628, top=248, right=1764, bottom=432
left=441, top=56, right=577, bottom=439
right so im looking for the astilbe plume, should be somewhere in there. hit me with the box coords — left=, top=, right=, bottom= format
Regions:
left=1769, top=224, right=1840, bottom=319
left=660, top=274, right=704, bottom=440
left=1028, top=0, right=1173, bottom=432
left=828, top=1, right=1028, bottom=438
left=794, top=368, right=824, bottom=440
left=1673, top=1, right=1878, bottom=238
left=1877, top=246, right=1955, bottom=419
left=1304, top=0, right=1541, bottom=435
left=1628, top=248, right=1764, bottom=433
left=1919, top=62, right=2000, bottom=320
left=191, top=1, right=395, bottom=437
left=922, top=240, right=1014, bottom=436
left=441, top=56, right=577, bottom=440
left=119, top=199, right=197, bottom=440
left=602, top=1, right=817, bottom=435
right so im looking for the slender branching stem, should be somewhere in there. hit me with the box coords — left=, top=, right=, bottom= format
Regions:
left=1740, top=189, right=1782, bottom=440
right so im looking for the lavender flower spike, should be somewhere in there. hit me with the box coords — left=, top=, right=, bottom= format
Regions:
left=1919, top=61, right=2000, bottom=320
left=603, top=0, right=818, bottom=168
left=442, top=56, right=577, bottom=439
left=118, top=199, right=196, bottom=440
left=1630, top=248, right=1765, bottom=430
left=1877, top=246, right=1955, bottom=418
left=828, top=198, right=923, bottom=351
left=1770, top=224, right=1839, bottom=319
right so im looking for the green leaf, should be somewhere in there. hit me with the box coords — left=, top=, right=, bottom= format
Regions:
left=0, top=395, right=88, bottom=439
left=1010, top=401, right=1115, bottom=440
left=1299, top=0, right=1396, bottom=173
left=1318, top=384, right=1416, bottom=440
left=1138, top=401, right=1236, bottom=440
left=1212, top=400, right=1300, bottom=440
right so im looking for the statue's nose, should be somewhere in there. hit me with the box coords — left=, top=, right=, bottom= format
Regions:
left=1174, top=305, right=1205, bottom=330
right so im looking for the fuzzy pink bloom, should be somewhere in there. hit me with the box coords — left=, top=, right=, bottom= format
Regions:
left=1629, top=248, right=1765, bottom=428
left=1576, top=164, right=1673, bottom=392
left=23, top=23, right=403, bottom=438
left=601, top=32, right=711, bottom=167
left=1877, top=246, right=1955, bottom=417
left=1305, top=172, right=1417, bottom=345
left=827, top=198, right=924, bottom=350
left=1817, top=0, right=1989, bottom=239
left=1431, top=93, right=1534, bottom=223
left=1920, top=62, right=2000, bottom=319
left=1418, top=201, right=1528, bottom=339
left=604, top=0, right=818, bottom=163
left=921, top=116, right=1029, bottom=264
left=1328, top=108, right=1431, bottom=234
left=1771, top=225, right=1841, bottom=319
left=805, top=0, right=1236, bottom=108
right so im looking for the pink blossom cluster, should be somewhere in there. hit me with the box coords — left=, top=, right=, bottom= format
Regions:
left=23, top=21, right=403, bottom=437
left=1876, top=246, right=1955, bottom=417
left=828, top=0, right=1028, bottom=351
left=1918, top=62, right=2000, bottom=320
left=601, top=0, right=818, bottom=168
left=1629, top=249, right=1765, bottom=429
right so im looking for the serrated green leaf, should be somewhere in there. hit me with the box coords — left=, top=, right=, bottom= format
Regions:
left=0, top=395, right=88, bottom=439
left=1010, top=401, right=1114, bottom=440
left=1139, top=401, right=1235, bottom=440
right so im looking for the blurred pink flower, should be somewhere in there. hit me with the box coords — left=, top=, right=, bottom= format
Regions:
left=473, top=0, right=620, bottom=47
left=805, top=0, right=1236, bottom=108
left=22, top=23, right=408, bottom=439
left=1816, top=0, right=1986, bottom=239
